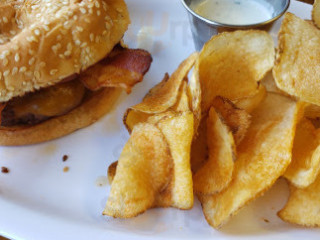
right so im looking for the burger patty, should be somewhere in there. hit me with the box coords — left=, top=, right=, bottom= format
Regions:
left=1, top=80, right=86, bottom=127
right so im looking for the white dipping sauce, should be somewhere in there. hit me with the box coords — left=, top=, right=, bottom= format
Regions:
left=191, top=0, right=273, bottom=25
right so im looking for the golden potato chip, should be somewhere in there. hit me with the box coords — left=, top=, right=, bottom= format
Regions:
left=155, top=112, right=194, bottom=209
left=124, top=80, right=191, bottom=132
left=123, top=54, right=197, bottom=132
left=199, top=30, right=275, bottom=113
left=123, top=73, right=169, bottom=132
left=284, top=118, right=320, bottom=188
left=233, top=85, right=267, bottom=114
left=129, top=53, right=197, bottom=114
left=273, top=13, right=320, bottom=106
left=193, top=108, right=236, bottom=195
left=190, top=117, right=208, bottom=174
left=313, top=0, right=320, bottom=28
left=212, top=96, right=251, bottom=145
left=199, top=93, right=301, bottom=228
left=104, top=123, right=173, bottom=218
left=279, top=174, right=320, bottom=227
left=105, top=111, right=194, bottom=216
left=107, top=161, right=118, bottom=184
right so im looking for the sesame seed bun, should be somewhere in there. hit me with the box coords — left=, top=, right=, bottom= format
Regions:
left=0, top=87, right=122, bottom=146
left=0, top=0, right=130, bottom=102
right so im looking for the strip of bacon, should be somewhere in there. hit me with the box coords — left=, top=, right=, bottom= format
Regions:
left=80, top=46, right=152, bottom=93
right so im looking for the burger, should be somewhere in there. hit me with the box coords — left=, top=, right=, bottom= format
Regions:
left=0, top=0, right=152, bottom=146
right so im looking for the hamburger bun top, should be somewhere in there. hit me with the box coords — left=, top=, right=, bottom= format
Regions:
left=0, top=0, right=130, bottom=102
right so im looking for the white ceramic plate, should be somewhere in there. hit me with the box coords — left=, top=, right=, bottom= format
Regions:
left=0, top=1, right=319, bottom=239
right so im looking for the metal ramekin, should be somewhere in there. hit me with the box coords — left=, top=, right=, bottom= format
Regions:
left=181, top=0, right=290, bottom=51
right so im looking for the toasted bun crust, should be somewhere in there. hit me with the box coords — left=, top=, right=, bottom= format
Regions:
left=0, top=0, right=130, bottom=102
left=0, top=88, right=122, bottom=146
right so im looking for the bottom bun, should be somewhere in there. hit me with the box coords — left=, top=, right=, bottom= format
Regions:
left=0, top=88, right=122, bottom=146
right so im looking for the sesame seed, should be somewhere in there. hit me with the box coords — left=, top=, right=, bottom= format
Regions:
left=3, top=58, right=8, bottom=66
left=34, top=71, right=40, bottom=79
left=90, top=33, right=94, bottom=42
left=34, top=29, right=41, bottom=36
left=95, top=1, right=100, bottom=8
left=15, top=53, right=20, bottom=62
left=3, top=17, right=8, bottom=23
left=80, top=8, right=87, bottom=14
left=44, top=25, right=50, bottom=31
left=52, top=45, right=58, bottom=54
left=64, top=50, right=71, bottom=57
left=29, top=57, right=35, bottom=65
left=12, top=67, right=18, bottom=75
left=19, top=67, right=27, bottom=73
left=75, top=40, right=81, bottom=46
left=3, top=70, right=10, bottom=77
left=97, top=10, right=101, bottom=16
left=10, top=30, right=16, bottom=35
left=76, top=26, right=83, bottom=32
left=50, top=69, right=58, bottom=75
left=105, top=22, right=111, bottom=30
left=39, top=62, right=46, bottom=68
left=26, top=36, right=38, bottom=43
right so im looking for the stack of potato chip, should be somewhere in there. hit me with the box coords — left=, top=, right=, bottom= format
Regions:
left=104, top=7, right=320, bottom=229
left=104, top=53, right=199, bottom=217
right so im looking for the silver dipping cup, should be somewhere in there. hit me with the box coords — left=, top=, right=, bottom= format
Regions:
left=181, top=0, right=290, bottom=51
